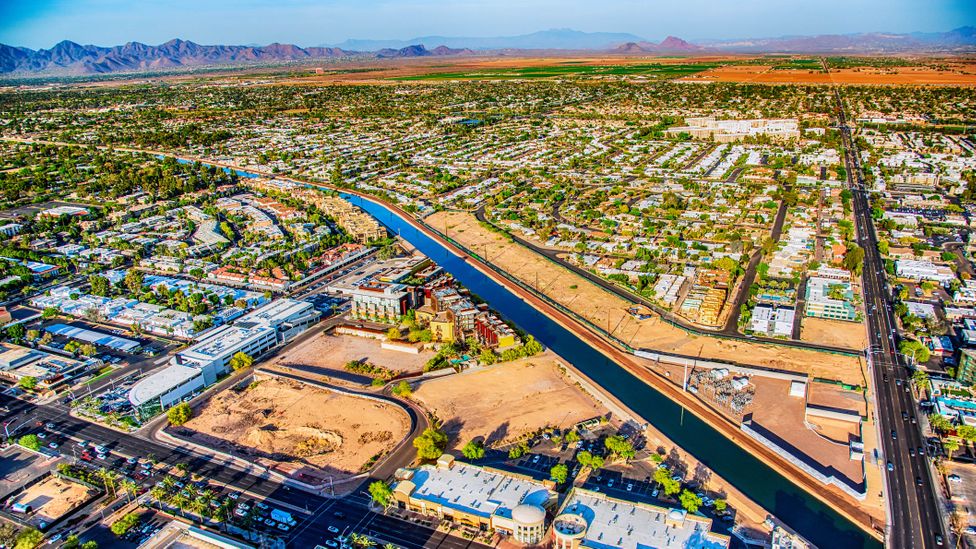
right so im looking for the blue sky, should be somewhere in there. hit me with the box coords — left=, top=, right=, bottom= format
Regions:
left=1, top=0, right=974, bottom=49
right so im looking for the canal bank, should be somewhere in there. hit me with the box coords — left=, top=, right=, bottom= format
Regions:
left=4, top=140, right=879, bottom=548
left=342, top=192, right=881, bottom=549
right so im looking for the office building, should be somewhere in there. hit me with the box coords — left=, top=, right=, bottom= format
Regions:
left=129, top=299, right=319, bottom=419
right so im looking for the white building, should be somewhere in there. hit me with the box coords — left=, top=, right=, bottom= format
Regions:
left=895, top=260, right=956, bottom=284
left=551, top=488, right=729, bottom=548
left=750, top=305, right=795, bottom=337
left=128, top=299, right=319, bottom=418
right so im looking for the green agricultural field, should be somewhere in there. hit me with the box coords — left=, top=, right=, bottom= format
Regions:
left=393, top=62, right=720, bottom=81
left=769, top=58, right=824, bottom=71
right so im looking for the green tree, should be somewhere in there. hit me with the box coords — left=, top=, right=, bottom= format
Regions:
left=89, top=274, right=111, bottom=297
left=41, top=307, right=59, bottom=319
left=479, top=349, right=498, bottom=365
left=6, top=323, right=25, bottom=342
left=842, top=245, right=865, bottom=275
left=928, top=413, right=953, bottom=435
left=17, top=376, right=37, bottom=390
left=713, top=499, right=727, bottom=513
left=392, top=380, right=412, bottom=397
left=564, top=430, right=580, bottom=444
left=228, top=351, right=253, bottom=371
left=18, top=434, right=40, bottom=451
left=550, top=463, right=569, bottom=484
left=110, top=513, right=140, bottom=537
left=461, top=440, right=485, bottom=461
left=576, top=450, right=605, bottom=471
left=13, top=528, right=43, bottom=549
left=604, top=435, right=636, bottom=461
left=912, top=369, right=930, bottom=388
left=956, top=425, right=976, bottom=442
left=679, top=489, right=703, bottom=513
left=413, top=427, right=448, bottom=460
left=368, top=481, right=393, bottom=508
left=0, top=524, right=14, bottom=548
left=385, top=327, right=400, bottom=341
left=167, top=402, right=192, bottom=426
left=898, top=340, right=930, bottom=364
left=124, top=269, right=145, bottom=294
left=508, top=441, right=529, bottom=459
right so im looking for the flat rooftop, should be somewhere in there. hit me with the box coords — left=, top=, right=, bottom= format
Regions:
left=129, top=364, right=202, bottom=406
left=559, top=488, right=729, bottom=549
left=403, top=461, right=552, bottom=521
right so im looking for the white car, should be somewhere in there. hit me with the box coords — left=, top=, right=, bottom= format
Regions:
left=327, top=526, right=340, bottom=533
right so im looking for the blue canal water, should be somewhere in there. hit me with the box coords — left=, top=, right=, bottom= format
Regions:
left=344, top=194, right=878, bottom=549
left=172, top=157, right=877, bottom=548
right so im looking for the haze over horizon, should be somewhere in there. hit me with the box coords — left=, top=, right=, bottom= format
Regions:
left=1, top=0, right=974, bottom=49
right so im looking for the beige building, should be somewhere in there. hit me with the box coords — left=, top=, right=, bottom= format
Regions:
left=665, top=117, right=800, bottom=143
left=391, top=454, right=555, bottom=543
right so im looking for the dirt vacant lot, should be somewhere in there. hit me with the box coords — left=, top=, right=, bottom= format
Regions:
left=181, top=376, right=410, bottom=480
left=800, top=317, right=868, bottom=351
left=12, top=475, right=94, bottom=526
left=267, top=331, right=434, bottom=384
left=429, top=210, right=865, bottom=384
left=411, top=350, right=606, bottom=449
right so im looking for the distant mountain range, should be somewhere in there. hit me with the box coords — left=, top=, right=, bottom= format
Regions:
left=330, top=28, right=647, bottom=51
left=2, top=26, right=974, bottom=76
left=703, top=26, right=976, bottom=53
left=0, top=39, right=355, bottom=75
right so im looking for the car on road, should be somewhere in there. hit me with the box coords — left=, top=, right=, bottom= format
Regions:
left=887, top=462, right=893, bottom=471
left=276, top=523, right=290, bottom=532
left=36, top=432, right=46, bottom=439
left=909, top=448, right=915, bottom=457
left=948, top=474, right=962, bottom=483
left=44, top=422, right=55, bottom=430
left=891, top=430, right=897, bottom=440
left=126, top=456, right=138, bottom=465
left=327, top=526, right=340, bottom=534
left=47, top=442, right=58, bottom=449
left=916, top=476, right=923, bottom=486
left=324, top=541, right=339, bottom=548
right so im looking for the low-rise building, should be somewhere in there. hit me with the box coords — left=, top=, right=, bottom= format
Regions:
left=551, top=487, right=730, bottom=549
left=392, top=454, right=555, bottom=544
left=804, top=277, right=857, bottom=322
left=128, top=299, right=319, bottom=419
left=895, top=260, right=956, bottom=284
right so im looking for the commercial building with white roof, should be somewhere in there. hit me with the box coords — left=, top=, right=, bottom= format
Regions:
left=392, top=454, right=555, bottom=544
left=552, top=487, right=729, bottom=548
left=128, top=298, right=319, bottom=419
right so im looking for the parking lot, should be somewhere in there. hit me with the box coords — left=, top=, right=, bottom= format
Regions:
left=946, top=462, right=976, bottom=542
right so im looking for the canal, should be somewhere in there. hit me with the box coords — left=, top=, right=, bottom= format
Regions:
left=175, top=157, right=877, bottom=548
left=344, top=194, right=878, bottom=549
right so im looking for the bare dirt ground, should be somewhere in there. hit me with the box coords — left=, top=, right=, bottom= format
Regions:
left=12, top=475, right=94, bottom=526
left=266, top=331, right=434, bottom=384
left=410, top=350, right=606, bottom=449
left=430, top=210, right=865, bottom=384
left=679, top=64, right=976, bottom=86
left=799, top=317, right=868, bottom=351
left=180, top=377, right=410, bottom=480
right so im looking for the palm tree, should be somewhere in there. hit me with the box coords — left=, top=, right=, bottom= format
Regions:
left=149, top=487, right=167, bottom=511
left=97, top=468, right=119, bottom=498
left=170, top=493, right=189, bottom=518
left=120, top=479, right=138, bottom=503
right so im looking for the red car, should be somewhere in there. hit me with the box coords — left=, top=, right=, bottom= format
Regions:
left=79, top=452, right=93, bottom=462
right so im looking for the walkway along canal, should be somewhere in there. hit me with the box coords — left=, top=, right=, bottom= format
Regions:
left=167, top=155, right=877, bottom=548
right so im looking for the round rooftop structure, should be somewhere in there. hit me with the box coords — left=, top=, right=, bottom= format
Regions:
left=511, top=503, right=546, bottom=545
left=553, top=512, right=588, bottom=549
left=512, top=503, right=546, bottom=525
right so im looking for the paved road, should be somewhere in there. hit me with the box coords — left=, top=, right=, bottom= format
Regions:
left=0, top=393, right=483, bottom=548
left=720, top=182, right=790, bottom=333
left=833, top=82, right=947, bottom=549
